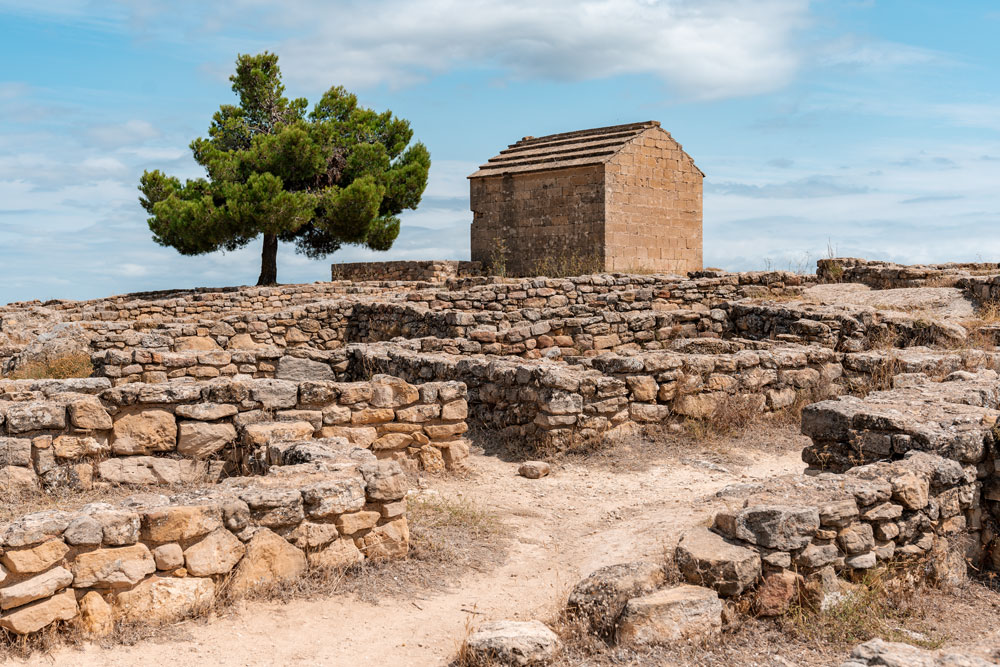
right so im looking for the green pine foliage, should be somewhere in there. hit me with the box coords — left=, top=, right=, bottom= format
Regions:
left=139, top=52, right=430, bottom=285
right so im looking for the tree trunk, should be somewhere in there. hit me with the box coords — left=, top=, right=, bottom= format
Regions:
left=257, top=233, right=278, bottom=285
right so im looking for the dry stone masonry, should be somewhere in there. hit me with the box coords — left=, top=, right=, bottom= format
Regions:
left=6, top=256, right=1000, bottom=645
left=0, top=374, right=469, bottom=494
left=0, top=439, right=408, bottom=635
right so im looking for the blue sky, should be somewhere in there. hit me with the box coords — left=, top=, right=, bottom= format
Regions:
left=1, top=0, right=998, bottom=303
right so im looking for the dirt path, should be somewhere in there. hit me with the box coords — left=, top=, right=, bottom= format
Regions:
left=21, top=445, right=806, bottom=667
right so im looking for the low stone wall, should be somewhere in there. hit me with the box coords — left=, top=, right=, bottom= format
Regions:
left=801, top=370, right=999, bottom=473
left=730, top=302, right=966, bottom=352
left=818, top=257, right=1000, bottom=289
left=0, top=374, right=469, bottom=493
left=350, top=341, right=839, bottom=451
left=331, top=260, right=482, bottom=282
left=0, top=440, right=409, bottom=636
left=709, top=450, right=977, bottom=578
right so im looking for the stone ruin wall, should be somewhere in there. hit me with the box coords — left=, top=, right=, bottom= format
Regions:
left=818, top=257, right=1000, bottom=290
left=604, top=129, right=702, bottom=274
left=8, top=259, right=1000, bottom=638
left=0, top=375, right=470, bottom=494
left=0, top=372, right=466, bottom=636
left=331, top=260, right=483, bottom=282
left=0, top=438, right=409, bottom=636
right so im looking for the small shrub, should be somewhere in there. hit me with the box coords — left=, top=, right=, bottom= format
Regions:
left=781, top=561, right=940, bottom=650
left=534, top=249, right=603, bottom=278
left=5, top=353, right=93, bottom=380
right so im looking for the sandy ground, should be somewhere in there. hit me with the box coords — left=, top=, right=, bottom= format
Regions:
left=801, top=284, right=976, bottom=320
left=18, top=439, right=806, bottom=667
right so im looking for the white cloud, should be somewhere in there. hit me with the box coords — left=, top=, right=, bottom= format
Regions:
left=81, top=156, right=127, bottom=172
left=222, top=0, right=810, bottom=100
left=87, top=119, right=160, bottom=148
left=817, top=36, right=950, bottom=69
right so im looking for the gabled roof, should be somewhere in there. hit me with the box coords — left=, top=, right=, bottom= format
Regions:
left=468, top=120, right=697, bottom=178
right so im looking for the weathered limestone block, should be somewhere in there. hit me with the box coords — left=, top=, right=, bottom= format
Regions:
left=567, top=562, right=666, bottom=635
left=183, top=528, right=246, bottom=576
left=674, top=527, right=761, bottom=597
left=755, top=570, right=803, bottom=617
left=301, top=477, right=367, bottom=518
left=0, top=566, right=73, bottom=610
left=112, top=409, right=177, bottom=454
left=142, top=505, right=223, bottom=543
left=0, top=588, right=78, bottom=635
left=115, top=575, right=216, bottom=624
left=4, top=402, right=66, bottom=433
left=71, top=543, right=156, bottom=589
left=67, top=396, right=113, bottom=430
left=356, top=518, right=409, bottom=560
left=713, top=505, right=820, bottom=550
left=617, top=585, right=722, bottom=645
left=239, top=488, right=305, bottom=528
left=838, top=522, right=875, bottom=555
left=96, top=457, right=217, bottom=486
left=249, top=379, right=298, bottom=409
left=0, top=465, right=38, bottom=494
left=518, top=461, right=551, bottom=479
left=334, top=511, right=380, bottom=535
left=307, top=537, right=363, bottom=570
left=177, top=421, right=237, bottom=458
left=463, top=620, right=562, bottom=667
left=1, top=511, right=73, bottom=548
left=244, top=421, right=314, bottom=447
left=361, top=460, right=408, bottom=501
left=370, top=376, right=420, bottom=408
left=52, top=435, right=108, bottom=460
left=841, top=638, right=997, bottom=667
left=174, top=336, right=220, bottom=351
left=275, top=356, right=336, bottom=381
left=76, top=591, right=113, bottom=638
left=175, top=402, right=239, bottom=420
left=229, top=528, right=306, bottom=594
left=283, top=521, right=339, bottom=550
left=0, top=438, right=32, bottom=467
left=1, top=538, right=69, bottom=574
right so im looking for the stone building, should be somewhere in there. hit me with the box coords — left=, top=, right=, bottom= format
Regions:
left=469, top=120, right=703, bottom=276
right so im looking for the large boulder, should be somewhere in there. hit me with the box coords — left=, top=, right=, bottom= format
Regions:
left=228, top=528, right=306, bottom=595
left=616, top=585, right=722, bottom=645
left=115, top=576, right=216, bottom=624
left=567, top=562, right=665, bottom=635
left=463, top=620, right=561, bottom=666
left=183, top=528, right=246, bottom=576
left=674, top=527, right=761, bottom=597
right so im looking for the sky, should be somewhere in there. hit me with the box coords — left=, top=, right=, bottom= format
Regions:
left=1, top=0, right=998, bottom=304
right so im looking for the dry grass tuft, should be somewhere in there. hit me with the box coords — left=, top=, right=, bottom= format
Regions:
left=780, top=561, right=942, bottom=650
left=4, top=352, right=93, bottom=380
left=843, top=356, right=903, bottom=397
